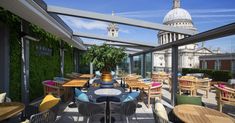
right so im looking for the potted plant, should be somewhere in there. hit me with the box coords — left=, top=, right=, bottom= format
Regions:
left=85, top=44, right=127, bottom=82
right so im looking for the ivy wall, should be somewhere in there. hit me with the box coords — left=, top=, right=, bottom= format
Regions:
left=0, top=8, right=75, bottom=101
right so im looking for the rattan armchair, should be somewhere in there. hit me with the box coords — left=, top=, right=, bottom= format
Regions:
left=196, top=79, right=211, bottom=98
left=214, top=85, right=235, bottom=112
left=42, top=80, right=64, bottom=98
left=178, top=79, right=196, bottom=96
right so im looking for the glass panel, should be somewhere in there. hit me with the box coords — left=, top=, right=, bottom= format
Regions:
left=133, top=55, right=141, bottom=75
left=145, top=53, right=152, bottom=78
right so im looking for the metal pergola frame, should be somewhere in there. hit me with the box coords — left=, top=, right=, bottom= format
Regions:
left=0, top=0, right=235, bottom=106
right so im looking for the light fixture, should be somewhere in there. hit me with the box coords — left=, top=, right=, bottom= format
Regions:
left=20, top=32, right=40, bottom=42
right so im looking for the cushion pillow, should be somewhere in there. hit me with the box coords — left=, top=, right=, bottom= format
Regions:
left=75, top=88, right=89, bottom=102
left=39, top=94, right=60, bottom=112
left=0, top=92, right=6, bottom=103
left=45, top=80, right=56, bottom=86
left=176, top=94, right=202, bottom=106
left=152, top=82, right=161, bottom=87
left=123, top=91, right=140, bottom=102
left=154, top=102, right=169, bottom=121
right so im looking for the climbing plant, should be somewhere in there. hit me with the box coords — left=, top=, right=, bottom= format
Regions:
left=0, top=8, right=74, bottom=101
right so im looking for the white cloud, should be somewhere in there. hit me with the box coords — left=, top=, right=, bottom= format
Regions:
left=119, top=29, right=130, bottom=34
left=61, top=16, right=108, bottom=31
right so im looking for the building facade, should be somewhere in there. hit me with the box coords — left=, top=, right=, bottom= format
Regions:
left=153, top=0, right=218, bottom=72
left=199, top=53, right=235, bottom=74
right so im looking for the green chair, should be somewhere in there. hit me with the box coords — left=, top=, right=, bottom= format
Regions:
left=176, top=94, right=204, bottom=106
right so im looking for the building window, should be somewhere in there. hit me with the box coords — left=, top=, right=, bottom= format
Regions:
left=214, top=60, right=221, bottom=70
left=203, top=61, right=207, bottom=69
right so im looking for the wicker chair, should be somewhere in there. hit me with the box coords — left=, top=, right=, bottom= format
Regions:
left=76, top=100, right=106, bottom=123
left=42, top=80, right=64, bottom=98
left=196, top=78, right=211, bottom=98
left=214, top=85, right=235, bottom=112
left=109, top=99, right=138, bottom=123
left=178, top=76, right=197, bottom=96
left=144, top=83, right=163, bottom=108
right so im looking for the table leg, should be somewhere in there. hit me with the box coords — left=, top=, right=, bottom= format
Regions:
left=120, top=78, right=123, bottom=87
left=68, top=87, right=77, bottom=108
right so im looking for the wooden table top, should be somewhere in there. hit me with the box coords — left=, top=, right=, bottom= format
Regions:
left=62, top=79, right=89, bottom=87
left=173, top=104, right=235, bottom=123
left=128, top=82, right=149, bottom=89
left=0, top=102, right=25, bottom=121
left=78, top=74, right=94, bottom=79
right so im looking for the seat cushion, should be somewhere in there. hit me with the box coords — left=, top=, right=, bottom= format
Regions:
left=39, top=94, right=60, bottom=112
left=154, top=102, right=169, bottom=121
left=75, top=88, right=89, bottom=102
left=123, top=91, right=140, bottom=102
left=176, top=94, right=202, bottom=106
left=0, top=92, right=6, bottom=103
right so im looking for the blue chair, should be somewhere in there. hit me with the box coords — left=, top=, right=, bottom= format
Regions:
left=75, top=88, right=106, bottom=123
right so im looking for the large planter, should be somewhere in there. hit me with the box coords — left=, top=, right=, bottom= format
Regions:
left=101, top=71, right=112, bottom=82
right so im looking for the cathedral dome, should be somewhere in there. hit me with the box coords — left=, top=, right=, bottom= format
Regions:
left=163, top=8, right=192, bottom=23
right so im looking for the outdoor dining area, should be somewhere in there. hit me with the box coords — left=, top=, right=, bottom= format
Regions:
left=2, top=70, right=235, bottom=123
left=0, top=0, right=235, bottom=123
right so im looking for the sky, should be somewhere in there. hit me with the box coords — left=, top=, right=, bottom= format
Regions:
left=44, top=0, right=235, bottom=53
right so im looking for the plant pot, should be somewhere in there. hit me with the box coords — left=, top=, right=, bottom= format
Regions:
left=101, top=71, right=113, bottom=82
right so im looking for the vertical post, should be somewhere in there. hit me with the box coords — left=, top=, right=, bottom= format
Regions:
left=0, top=22, right=9, bottom=94
left=21, top=20, right=30, bottom=105
left=151, top=52, right=153, bottom=78
left=73, top=48, right=77, bottom=72
left=90, top=62, right=93, bottom=74
left=171, top=46, right=178, bottom=106
left=129, top=56, right=133, bottom=74
left=142, top=54, right=146, bottom=78
left=60, top=41, right=64, bottom=77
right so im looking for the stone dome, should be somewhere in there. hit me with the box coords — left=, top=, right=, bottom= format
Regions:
left=163, top=8, right=192, bottom=23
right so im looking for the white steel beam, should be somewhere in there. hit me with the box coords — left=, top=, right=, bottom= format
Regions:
left=131, top=23, right=235, bottom=56
left=47, top=5, right=197, bottom=35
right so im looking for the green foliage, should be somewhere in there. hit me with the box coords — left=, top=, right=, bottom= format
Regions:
left=0, top=8, right=22, bottom=101
left=29, top=25, right=74, bottom=101
left=85, top=44, right=127, bottom=71
left=0, top=8, right=74, bottom=101
left=182, top=68, right=232, bottom=82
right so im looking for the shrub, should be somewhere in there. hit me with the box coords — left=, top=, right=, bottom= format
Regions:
left=182, top=68, right=232, bottom=82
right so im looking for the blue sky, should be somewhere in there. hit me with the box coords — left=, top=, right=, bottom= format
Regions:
left=44, top=0, right=235, bottom=53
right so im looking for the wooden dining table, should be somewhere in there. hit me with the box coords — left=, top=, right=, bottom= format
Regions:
left=0, top=102, right=25, bottom=121
left=127, top=82, right=150, bottom=92
left=173, top=104, right=235, bottom=123
left=62, top=79, right=89, bottom=88
left=78, top=74, right=94, bottom=79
